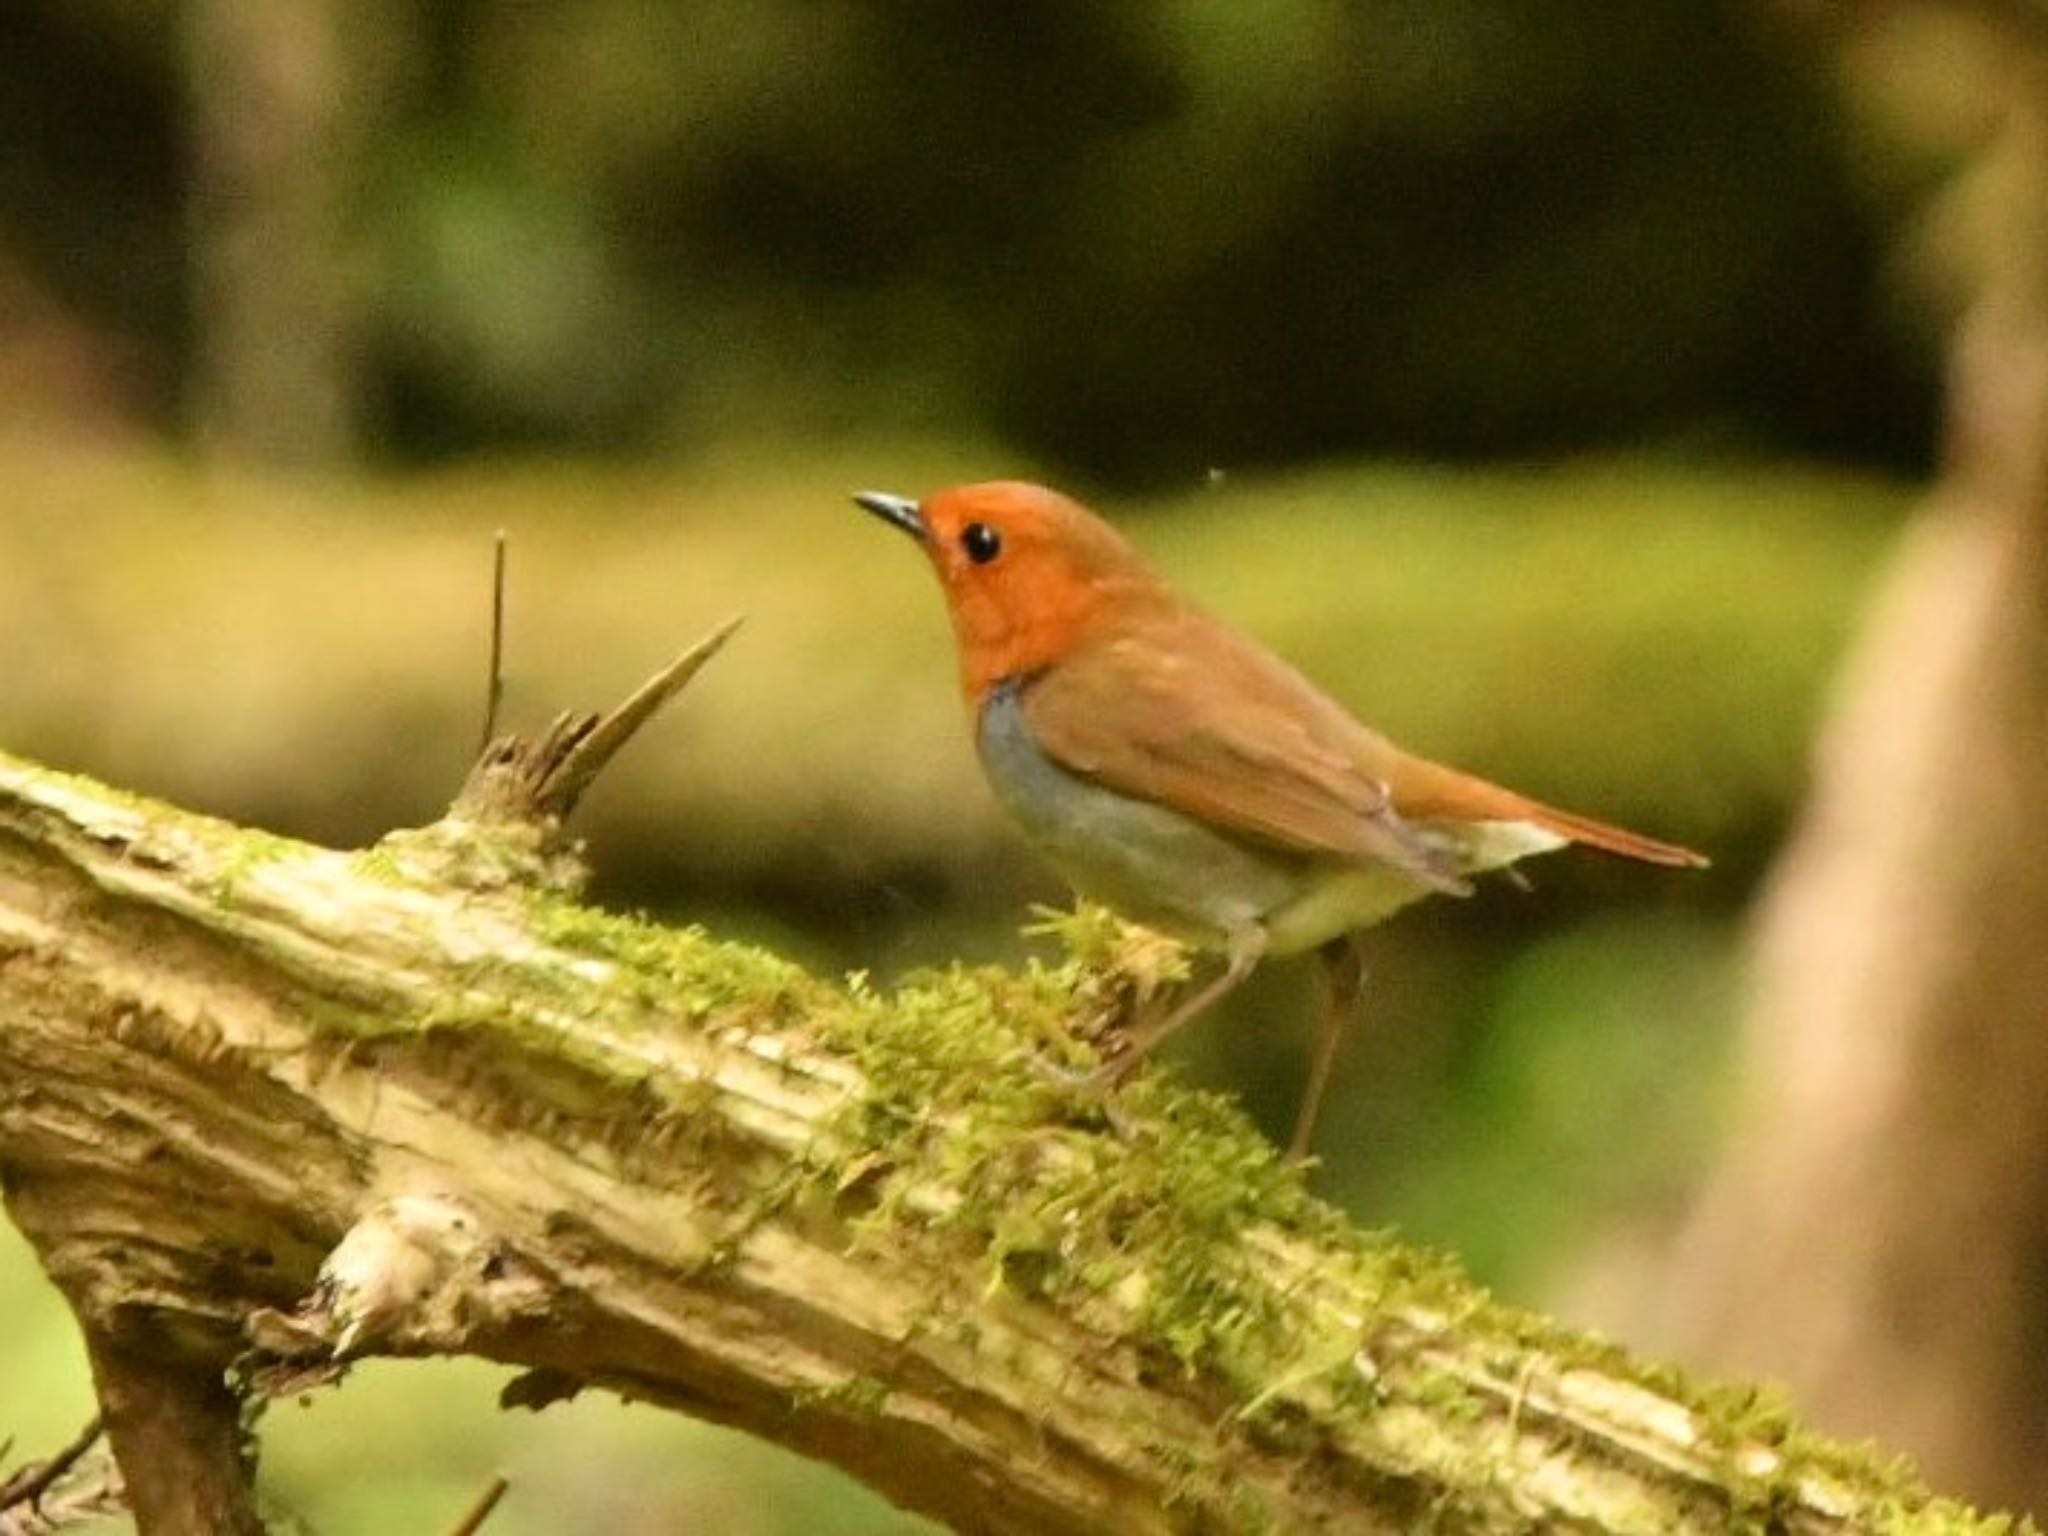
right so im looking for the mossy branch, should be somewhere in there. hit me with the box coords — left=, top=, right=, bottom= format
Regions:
left=0, top=749, right=2020, bottom=1535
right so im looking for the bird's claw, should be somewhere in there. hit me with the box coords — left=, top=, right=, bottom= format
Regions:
left=1029, top=1054, right=1106, bottom=1092
left=1028, top=1050, right=1145, bottom=1138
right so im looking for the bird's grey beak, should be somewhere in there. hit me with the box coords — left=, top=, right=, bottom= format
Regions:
left=853, top=490, right=925, bottom=541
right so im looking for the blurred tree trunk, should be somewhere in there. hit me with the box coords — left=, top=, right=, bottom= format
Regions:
left=1655, top=26, right=2048, bottom=1513
left=185, top=0, right=371, bottom=467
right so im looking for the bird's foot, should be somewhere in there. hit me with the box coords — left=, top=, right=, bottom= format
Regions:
left=1027, top=1050, right=1134, bottom=1092
left=1281, top=1143, right=1323, bottom=1174
left=1028, top=1050, right=1145, bottom=1138
left=1029, top=1054, right=1104, bottom=1092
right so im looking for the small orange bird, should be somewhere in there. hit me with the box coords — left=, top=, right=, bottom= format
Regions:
left=856, top=481, right=1705, bottom=1158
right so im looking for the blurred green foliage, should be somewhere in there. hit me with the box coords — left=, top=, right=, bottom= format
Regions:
left=1373, top=913, right=1736, bottom=1292
left=0, top=0, right=1931, bottom=479
left=0, top=441, right=1899, bottom=916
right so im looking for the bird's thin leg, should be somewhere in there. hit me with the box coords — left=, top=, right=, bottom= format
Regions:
left=1289, top=934, right=1369, bottom=1164
left=1100, top=925, right=1268, bottom=1085
left=1037, top=927, right=1268, bottom=1095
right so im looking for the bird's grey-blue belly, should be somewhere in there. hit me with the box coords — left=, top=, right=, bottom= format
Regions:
left=976, top=681, right=1561, bottom=954
left=977, top=682, right=1314, bottom=946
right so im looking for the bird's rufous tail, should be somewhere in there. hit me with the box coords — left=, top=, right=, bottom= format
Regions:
left=1393, top=756, right=1708, bottom=868
left=1511, top=796, right=1708, bottom=868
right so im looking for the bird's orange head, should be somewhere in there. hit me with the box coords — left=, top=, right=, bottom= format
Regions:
left=855, top=481, right=1168, bottom=701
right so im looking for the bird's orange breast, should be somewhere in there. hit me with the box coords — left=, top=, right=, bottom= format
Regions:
left=939, top=562, right=1120, bottom=705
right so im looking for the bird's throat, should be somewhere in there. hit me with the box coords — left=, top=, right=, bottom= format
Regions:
left=948, top=574, right=1134, bottom=706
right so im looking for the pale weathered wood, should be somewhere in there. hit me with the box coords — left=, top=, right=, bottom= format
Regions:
left=0, top=752, right=2013, bottom=1534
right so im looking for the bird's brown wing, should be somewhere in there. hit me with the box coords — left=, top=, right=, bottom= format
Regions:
left=1020, top=615, right=1472, bottom=894
left=1383, top=754, right=1707, bottom=867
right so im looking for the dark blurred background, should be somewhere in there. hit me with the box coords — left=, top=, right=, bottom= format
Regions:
left=0, top=0, right=1939, bottom=474
left=6, top=0, right=2046, bottom=1531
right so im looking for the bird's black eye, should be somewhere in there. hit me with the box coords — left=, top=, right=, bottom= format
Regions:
left=961, top=522, right=1002, bottom=564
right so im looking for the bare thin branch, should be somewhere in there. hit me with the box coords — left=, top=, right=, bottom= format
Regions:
left=536, top=612, right=746, bottom=817
left=478, top=530, right=509, bottom=754
left=444, top=1474, right=509, bottom=1536
left=0, top=1417, right=103, bottom=1519
left=444, top=614, right=744, bottom=846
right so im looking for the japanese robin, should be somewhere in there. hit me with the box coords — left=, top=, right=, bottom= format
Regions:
left=856, top=481, right=1704, bottom=1158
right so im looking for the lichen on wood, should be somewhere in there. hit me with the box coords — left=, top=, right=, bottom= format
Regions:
left=0, top=748, right=2026, bottom=1535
